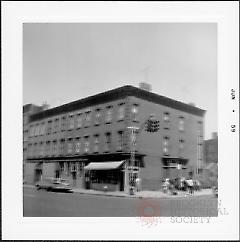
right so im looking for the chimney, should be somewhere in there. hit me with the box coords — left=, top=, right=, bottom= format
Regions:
left=41, top=102, right=50, bottom=111
left=188, top=102, right=196, bottom=107
left=139, top=82, right=152, bottom=92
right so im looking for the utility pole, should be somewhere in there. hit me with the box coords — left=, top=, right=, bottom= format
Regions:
left=126, top=114, right=160, bottom=194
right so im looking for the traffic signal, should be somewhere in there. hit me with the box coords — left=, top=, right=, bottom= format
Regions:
left=145, top=119, right=160, bottom=132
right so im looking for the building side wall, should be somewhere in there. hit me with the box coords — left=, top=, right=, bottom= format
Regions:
left=128, top=96, right=204, bottom=188
left=26, top=98, right=129, bottom=159
left=204, top=139, right=218, bottom=163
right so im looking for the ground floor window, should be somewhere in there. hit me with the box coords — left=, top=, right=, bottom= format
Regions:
left=90, top=170, right=120, bottom=185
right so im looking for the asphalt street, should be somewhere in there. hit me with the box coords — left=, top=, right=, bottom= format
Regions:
left=24, top=187, right=218, bottom=217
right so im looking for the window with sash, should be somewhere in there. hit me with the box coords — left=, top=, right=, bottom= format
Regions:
left=60, top=139, right=65, bottom=155
left=67, top=138, right=73, bottom=154
left=93, top=134, right=100, bottom=153
left=178, top=116, right=185, bottom=132
left=105, top=106, right=113, bottom=124
left=84, top=111, right=91, bottom=127
left=94, top=108, right=101, bottom=125
left=61, top=116, right=66, bottom=131
left=104, top=132, right=111, bottom=152
left=118, top=103, right=125, bottom=121
left=52, top=140, right=58, bottom=156
left=117, top=130, right=124, bottom=151
left=54, top=118, right=59, bottom=133
left=45, top=141, right=51, bottom=156
left=68, top=115, right=75, bottom=130
left=84, top=136, right=90, bottom=153
left=131, top=104, right=139, bottom=122
left=76, top=113, right=83, bottom=129
left=28, top=143, right=33, bottom=157
left=40, top=122, right=45, bottom=135
left=39, top=142, right=44, bottom=157
left=163, top=136, right=170, bottom=156
left=47, top=120, right=52, bottom=134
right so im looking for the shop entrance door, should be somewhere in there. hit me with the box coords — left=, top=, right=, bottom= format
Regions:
left=120, top=170, right=124, bottom=191
left=34, top=169, right=42, bottom=183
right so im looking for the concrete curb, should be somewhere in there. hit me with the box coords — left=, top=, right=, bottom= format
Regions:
left=72, top=189, right=214, bottom=199
left=24, top=185, right=213, bottom=199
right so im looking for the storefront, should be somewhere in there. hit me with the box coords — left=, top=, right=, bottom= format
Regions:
left=162, top=157, right=188, bottom=179
left=84, top=160, right=126, bottom=191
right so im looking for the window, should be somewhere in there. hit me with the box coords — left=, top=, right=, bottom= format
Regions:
left=29, top=125, right=34, bottom=137
left=94, top=108, right=101, bottom=125
left=118, top=103, right=125, bottom=121
left=67, top=138, right=73, bottom=154
left=179, top=116, right=185, bottom=132
left=33, top=143, right=38, bottom=157
left=40, top=122, right=45, bottom=135
left=178, top=139, right=185, bottom=157
left=104, top=132, right=112, bottom=152
left=132, top=104, right=139, bottom=122
left=163, top=112, right=170, bottom=122
left=93, top=134, right=100, bottom=153
left=84, top=136, right=90, bottom=153
left=84, top=111, right=91, bottom=127
left=163, top=112, right=170, bottom=129
left=71, top=162, right=77, bottom=172
left=163, top=136, right=169, bottom=156
left=78, top=162, right=84, bottom=176
left=39, top=142, right=44, bottom=157
left=23, top=130, right=28, bottom=142
left=197, top=120, right=203, bottom=137
left=64, top=162, right=70, bottom=176
left=68, top=114, right=75, bottom=130
left=75, top=137, right=81, bottom=153
left=45, top=141, right=51, bottom=156
left=34, top=124, right=40, bottom=136
left=52, top=140, right=58, bottom=156
left=59, top=162, right=64, bottom=173
left=54, top=118, right=59, bottom=133
left=76, top=113, right=83, bottom=129
left=60, top=139, right=65, bottom=155
left=28, top=143, right=33, bottom=157
left=47, top=120, right=52, bottom=134
left=117, top=131, right=124, bottom=151
left=61, top=116, right=66, bottom=131
left=105, top=106, right=113, bottom=123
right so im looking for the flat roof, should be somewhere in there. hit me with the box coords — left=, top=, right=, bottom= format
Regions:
left=30, top=85, right=206, bottom=122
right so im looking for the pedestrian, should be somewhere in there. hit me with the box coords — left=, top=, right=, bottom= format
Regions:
left=186, top=178, right=194, bottom=195
left=162, top=178, right=170, bottom=194
left=135, top=177, right=141, bottom=192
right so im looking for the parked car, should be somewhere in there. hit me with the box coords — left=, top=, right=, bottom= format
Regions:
left=35, top=178, right=73, bottom=193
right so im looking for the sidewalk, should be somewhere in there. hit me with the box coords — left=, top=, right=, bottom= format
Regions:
left=24, top=184, right=213, bottom=199
left=73, top=188, right=213, bottom=199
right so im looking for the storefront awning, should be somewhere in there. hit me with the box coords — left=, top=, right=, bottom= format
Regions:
left=84, top=160, right=126, bottom=170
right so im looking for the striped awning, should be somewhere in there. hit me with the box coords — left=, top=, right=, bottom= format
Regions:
left=84, top=160, right=126, bottom=170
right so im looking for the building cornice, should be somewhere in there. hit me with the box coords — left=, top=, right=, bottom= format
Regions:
left=29, top=85, right=206, bottom=122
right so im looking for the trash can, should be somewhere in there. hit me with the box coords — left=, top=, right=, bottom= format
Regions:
left=129, top=186, right=135, bottom=195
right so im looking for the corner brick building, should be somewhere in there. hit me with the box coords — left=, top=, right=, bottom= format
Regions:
left=24, top=85, right=205, bottom=191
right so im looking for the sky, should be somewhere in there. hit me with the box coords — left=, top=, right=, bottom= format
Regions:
left=23, top=23, right=217, bottom=139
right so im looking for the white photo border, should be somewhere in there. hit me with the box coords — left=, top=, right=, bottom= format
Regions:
left=2, top=1, right=239, bottom=240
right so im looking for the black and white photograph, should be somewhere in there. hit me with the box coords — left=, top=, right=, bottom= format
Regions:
left=23, top=22, right=218, bottom=218
left=2, top=2, right=239, bottom=240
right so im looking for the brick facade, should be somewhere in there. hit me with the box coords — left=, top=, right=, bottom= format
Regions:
left=24, top=85, right=205, bottom=190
